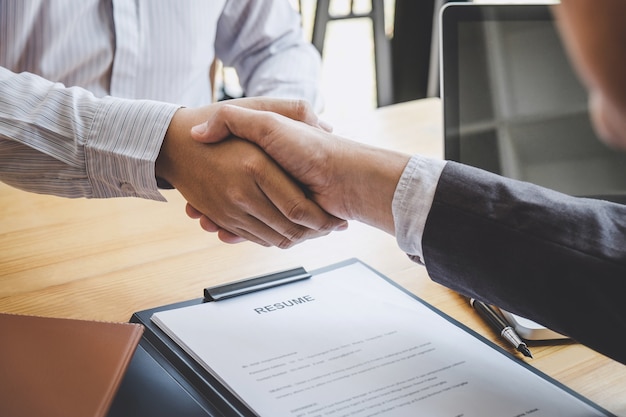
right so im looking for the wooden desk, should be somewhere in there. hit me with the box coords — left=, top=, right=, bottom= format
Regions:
left=1, top=98, right=624, bottom=415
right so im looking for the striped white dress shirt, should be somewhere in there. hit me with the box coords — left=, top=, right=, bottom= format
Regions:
left=0, top=0, right=321, bottom=200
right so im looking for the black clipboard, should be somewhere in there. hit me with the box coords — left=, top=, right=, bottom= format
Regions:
left=108, top=267, right=312, bottom=417
left=107, top=258, right=616, bottom=417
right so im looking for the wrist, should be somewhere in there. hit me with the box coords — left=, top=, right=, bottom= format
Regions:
left=154, top=130, right=176, bottom=189
left=343, top=145, right=411, bottom=235
left=155, top=107, right=198, bottom=188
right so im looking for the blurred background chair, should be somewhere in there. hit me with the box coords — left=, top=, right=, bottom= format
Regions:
left=390, top=0, right=437, bottom=103
left=304, top=0, right=461, bottom=108
left=307, top=0, right=393, bottom=107
left=216, top=1, right=464, bottom=112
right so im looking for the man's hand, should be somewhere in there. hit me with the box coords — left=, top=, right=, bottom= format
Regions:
left=155, top=98, right=346, bottom=248
left=190, top=101, right=411, bottom=236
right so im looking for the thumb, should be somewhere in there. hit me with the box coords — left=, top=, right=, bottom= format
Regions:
left=190, top=105, right=276, bottom=148
left=190, top=99, right=333, bottom=144
left=190, top=117, right=228, bottom=144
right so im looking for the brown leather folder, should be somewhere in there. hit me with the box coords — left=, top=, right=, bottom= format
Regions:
left=0, top=313, right=143, bottom=417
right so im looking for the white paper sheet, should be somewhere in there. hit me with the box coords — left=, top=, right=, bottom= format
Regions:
left=152, top=261, right=609, bottom=417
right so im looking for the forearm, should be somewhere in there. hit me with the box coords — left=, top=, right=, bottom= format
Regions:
left=422, top=162, right=626, bottom=363
left=334, top=140, right=411, bottom=235
left=0, top=68, right=178, bottom=199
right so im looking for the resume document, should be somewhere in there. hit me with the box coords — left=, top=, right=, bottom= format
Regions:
left=152, top=261, right=610, bottom=416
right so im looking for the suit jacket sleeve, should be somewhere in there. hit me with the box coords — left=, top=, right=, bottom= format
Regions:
left=422, top=161, right=626, bottom=364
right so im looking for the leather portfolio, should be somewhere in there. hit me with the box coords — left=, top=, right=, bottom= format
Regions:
left=0, top=312, right=143, bottom=417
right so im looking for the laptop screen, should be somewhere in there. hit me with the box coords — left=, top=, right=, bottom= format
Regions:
left=440, top=3, right=626, bottom=204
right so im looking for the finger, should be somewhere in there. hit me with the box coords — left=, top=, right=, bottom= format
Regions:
left=233, top=98, right=331, bottom=131
left=207, top=190, right=337, bottom=248
left=191, top=192, right=311, bottom=247
left=255, top=163, right=348, bottom=233
left=196, top=197, right=340, bottom=248
left=241, top=98, right=322, bottom=129
left=185, top=202, right=203, bottom=219
left=194, top=211, right=252, bottom=243
left=198, top=215, right=220, bottom=233
left=212, top=222, right=304, bottom=248
left=216, top=227, right=247, bottom=244
left=191, top=100, right=329, bottom=144
left=221, top=215, right=303, bottom=248
left=188, top=203, right=222, bottom=233
left=318, top=118, right=333, bottom=133
left=192, top=105, right=288, bottom=148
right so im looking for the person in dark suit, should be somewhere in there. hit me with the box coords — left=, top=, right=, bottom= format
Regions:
left=184, top=0, right=626, bottom=365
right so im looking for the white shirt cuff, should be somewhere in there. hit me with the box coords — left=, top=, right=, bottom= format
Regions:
left=392, top=154, right=447, bottom=263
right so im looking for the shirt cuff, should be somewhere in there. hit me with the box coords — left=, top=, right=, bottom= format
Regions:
left=392, top=154, right=447, bottom=263
left=85, top=97, right=180, bottom=200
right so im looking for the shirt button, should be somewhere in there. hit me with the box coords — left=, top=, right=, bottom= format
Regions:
left=120, top=182, right=136, bottom=195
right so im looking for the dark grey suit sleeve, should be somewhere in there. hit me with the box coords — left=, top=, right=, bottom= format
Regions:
left=422, top=162, right=626, bottom=364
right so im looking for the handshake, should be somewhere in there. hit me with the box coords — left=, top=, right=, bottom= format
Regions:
left=155, top=98, right=411, bottom=248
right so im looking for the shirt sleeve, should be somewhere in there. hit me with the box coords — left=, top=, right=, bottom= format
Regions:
left=0, top=67, right=179, bottom=200
left=215, top=0, right=323, bottom=111
left=421, top=161, right=626, bottom=364
left=392, top=154, right=447, bottom=264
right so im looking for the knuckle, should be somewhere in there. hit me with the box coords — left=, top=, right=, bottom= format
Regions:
left=275, top=225, right=306, bottom=249
left=215, top=104, right=234, bottom=119
left=277, top=238, right=295, bottom=250
left=291, top=99, right=312, bottom=121
left=243, top=160, right=268, bottom=184
left=285, top=198, right=309, bottom=223
left=284, top=199, right=338, bottom=233
left=250, top=111, right=282, bottom=140
left=277, top=225, right=312, bottom=249
left=282, top=224, right=327, bottom=247
left=224, top=186, right=248, bottom=207
left=319, top=219, right=339, bottom=232
left=288, top=226, right=308, bottom=242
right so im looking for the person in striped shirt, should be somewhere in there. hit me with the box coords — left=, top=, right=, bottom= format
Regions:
left=0, top=0, right=346, bottom=247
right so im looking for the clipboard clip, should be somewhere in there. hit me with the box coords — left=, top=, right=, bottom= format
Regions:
left=203, top=267, right=311, bottom=302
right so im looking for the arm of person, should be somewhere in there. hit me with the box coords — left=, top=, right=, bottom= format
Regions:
left=0, top=67, right=177, bottom=200
left=421, top=162, right=626, bottom=365
left=190, top=104, right=412, bottom=235
left=216, top=0, right=322, bottom=110
left=191, top=102, right=626, bottom=365
left=0, top=68, right=345, bottom=247
left=156, top=101, right=347, bottom=248
left=189, top=104, right=446, bottom=254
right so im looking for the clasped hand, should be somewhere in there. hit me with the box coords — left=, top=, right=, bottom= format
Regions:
left=155, top=98, right=348, bottom=248
left=182, top=99, right=411, bottom=246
